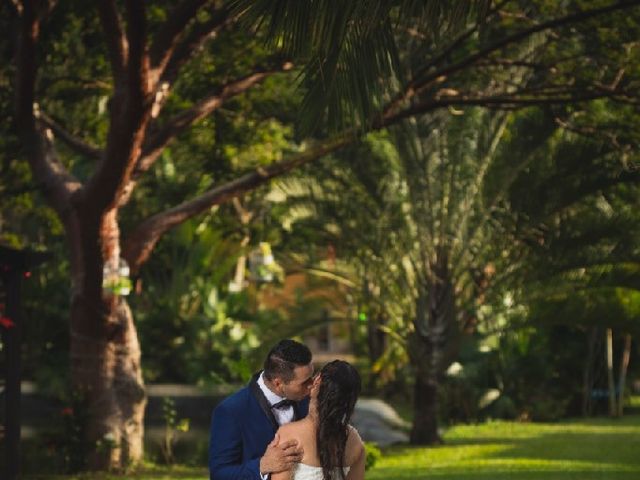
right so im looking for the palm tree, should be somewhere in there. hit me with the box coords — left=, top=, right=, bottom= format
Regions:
left=279, top=101, right=640, bottom=443
left=9, top=0, right=639, bottom=466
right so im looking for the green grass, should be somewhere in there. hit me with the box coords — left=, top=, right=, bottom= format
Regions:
left=368, top=415, right=640, bottom=480
left=628, top=395, right=640, bottom=408
left=23, top=415, right=640, bottom=479
left=23, top=464, right=206, bottom=480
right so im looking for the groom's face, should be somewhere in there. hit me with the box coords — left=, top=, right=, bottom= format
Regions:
left=280, top=363, right=314, bottom=401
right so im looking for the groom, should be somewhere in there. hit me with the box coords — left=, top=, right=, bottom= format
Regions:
left=209, top=339, right=315, bottom=480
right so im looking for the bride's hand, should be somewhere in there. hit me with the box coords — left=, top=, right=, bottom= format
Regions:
left=260, top=433, right=304, bottom=474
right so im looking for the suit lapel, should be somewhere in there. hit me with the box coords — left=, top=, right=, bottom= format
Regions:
left=292, top=402, right=302, bottom=421
left=249, top=372, right=279, bottom=431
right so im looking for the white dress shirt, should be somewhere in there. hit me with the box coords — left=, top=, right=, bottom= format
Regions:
left=257, top=372, right=296, bottom=480
left=257, top=371, right=295, bottom=425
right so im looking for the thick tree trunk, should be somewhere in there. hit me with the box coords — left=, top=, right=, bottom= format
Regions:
left=410, top=373, right=442, bottom=444
left=409, top=249, right=456, bottom=445
left=69, top=209, right=146, bottom=470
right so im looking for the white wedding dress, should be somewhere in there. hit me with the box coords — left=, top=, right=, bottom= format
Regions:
left=292, top=463, right=351, bottom=480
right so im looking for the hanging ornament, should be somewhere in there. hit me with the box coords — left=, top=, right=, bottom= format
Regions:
left=248, top=242, right=283, bottom=283
left=102, top=258, right=132, bottom=296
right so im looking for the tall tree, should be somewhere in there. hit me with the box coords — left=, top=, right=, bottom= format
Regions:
left=9, top=0, right=640, bottom=468
left=278, top=101, right=640, bottom=443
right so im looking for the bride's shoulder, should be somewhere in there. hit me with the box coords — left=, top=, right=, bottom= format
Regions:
left=347, top=424, right=363, bottom=443
left=346, top=425, right=365, bottom=463
left=276, top=421, right=298, bottom=436
left=277, top=419, right=310, bottom=441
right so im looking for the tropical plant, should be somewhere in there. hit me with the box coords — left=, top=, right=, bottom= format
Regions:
left=279, top=98, right=640, bottom=442
left=7, top=0, right=640, bottom=467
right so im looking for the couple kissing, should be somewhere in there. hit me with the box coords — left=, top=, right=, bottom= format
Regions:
left=209, top=339, right=365, bottom=480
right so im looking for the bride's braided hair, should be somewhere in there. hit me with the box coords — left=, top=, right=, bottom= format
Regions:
left=316, top=360, right=361, bottom=480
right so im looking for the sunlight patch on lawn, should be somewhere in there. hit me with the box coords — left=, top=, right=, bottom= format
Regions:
left=367, top=415, right=640, bottom=480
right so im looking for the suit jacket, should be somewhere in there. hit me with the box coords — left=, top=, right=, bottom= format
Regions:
left=209, top=372, right=309, bottom=480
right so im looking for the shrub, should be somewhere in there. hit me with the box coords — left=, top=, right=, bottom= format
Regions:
left=364, top=442, right=382, bottom=470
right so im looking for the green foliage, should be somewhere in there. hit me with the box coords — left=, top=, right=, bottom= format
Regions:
left=438, top=338, right=500, bottom=423
left=159, top=398, right=190, bottom=466
left=0, top=4, right=63, bottom=251
left=132, top=217, right=259, bottom=384
left=28, top=389, right=91, bottom=474
left=496, top=324, right=588, bottom=421
left=233, top=0, right=489, bottom=133
left=4, top=0, right=640, bottom=464
left=18, top=247, right=71, bottom=396
left=364, top=441, right=382, bottom=470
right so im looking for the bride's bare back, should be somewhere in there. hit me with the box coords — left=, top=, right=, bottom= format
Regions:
left=272, top=418, right=365, bottom=480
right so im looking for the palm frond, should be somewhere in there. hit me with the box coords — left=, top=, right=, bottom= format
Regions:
left=231, top=0, right=489, bottom=132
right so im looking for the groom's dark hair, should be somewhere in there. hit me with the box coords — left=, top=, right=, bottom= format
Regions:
left=263, top=339, right=312, bottom=382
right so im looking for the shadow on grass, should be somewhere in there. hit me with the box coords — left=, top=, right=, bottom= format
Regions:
left=23, top=471, right=208, bottom=480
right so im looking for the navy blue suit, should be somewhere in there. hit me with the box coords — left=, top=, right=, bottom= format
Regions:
left=209, top=372, right=309, bottom=480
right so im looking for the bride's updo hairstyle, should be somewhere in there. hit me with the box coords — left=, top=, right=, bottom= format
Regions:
left=316, top=360, right=361, bottom=480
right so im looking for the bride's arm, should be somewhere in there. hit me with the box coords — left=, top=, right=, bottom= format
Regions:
left=345, top=427, right=365, bottom=480
left=345, top=445, right=365, bottom=480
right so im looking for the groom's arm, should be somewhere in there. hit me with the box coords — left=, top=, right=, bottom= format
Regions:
left=209, top=402, right=261, bottom=480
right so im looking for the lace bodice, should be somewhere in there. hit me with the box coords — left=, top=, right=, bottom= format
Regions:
left=292, top=463, right=351, bottom=480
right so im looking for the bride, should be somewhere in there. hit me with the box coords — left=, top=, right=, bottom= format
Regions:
left=272, top=360, right=365, bottom=480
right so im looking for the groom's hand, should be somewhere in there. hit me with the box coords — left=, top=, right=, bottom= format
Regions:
left=260, top=433, right=304, bottom=474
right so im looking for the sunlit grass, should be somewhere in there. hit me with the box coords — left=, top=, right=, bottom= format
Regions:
left=23, top=415, right=640, bottom=479
left=628, top=395, right=640, bottom=408
left=367, top=415, right=640, bottom=480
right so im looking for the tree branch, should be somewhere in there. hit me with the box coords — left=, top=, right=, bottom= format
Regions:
left=122, top=1, right=640, bottom=272
left=160, top=8, right=234, bottom=87
left=97, top=0, right=128, bottom=81
left=37, top=111, right=102, bottom=159
left=123, top=80, right=635, bottom=271
left=379, top=88, right=631, bottom=127
left=149, top=0, right=209, bottom=79
left=143, top=6, right=234, bottom=135
left=14, top=0, right=80, bottom=221
left=134, top=63, right=293, bottom=178
left=81, top=0, right=152, bottom=214
left=122, top=133, right=355, bottom=272
left=124, top=0, right=150, bottom=102
left=383, top=0, right=640, bottom=119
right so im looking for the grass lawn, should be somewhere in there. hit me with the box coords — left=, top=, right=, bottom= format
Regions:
left=23, top=415, right=640, bottom=480
left=368, top=415, right=640, bottom=480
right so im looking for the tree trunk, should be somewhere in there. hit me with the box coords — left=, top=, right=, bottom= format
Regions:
left=617, top=333, right=632, bottom=417
left=606, top=328, right=616, bottom=417
left=410, top=373, right=442, bottom=444
left=582, top=326, right=599, bottom=416
left=69, top=209, right=146, bottom=470
left=367, top=313, right=387, bottom=358
left=409, top=249, right=456, bottom=445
